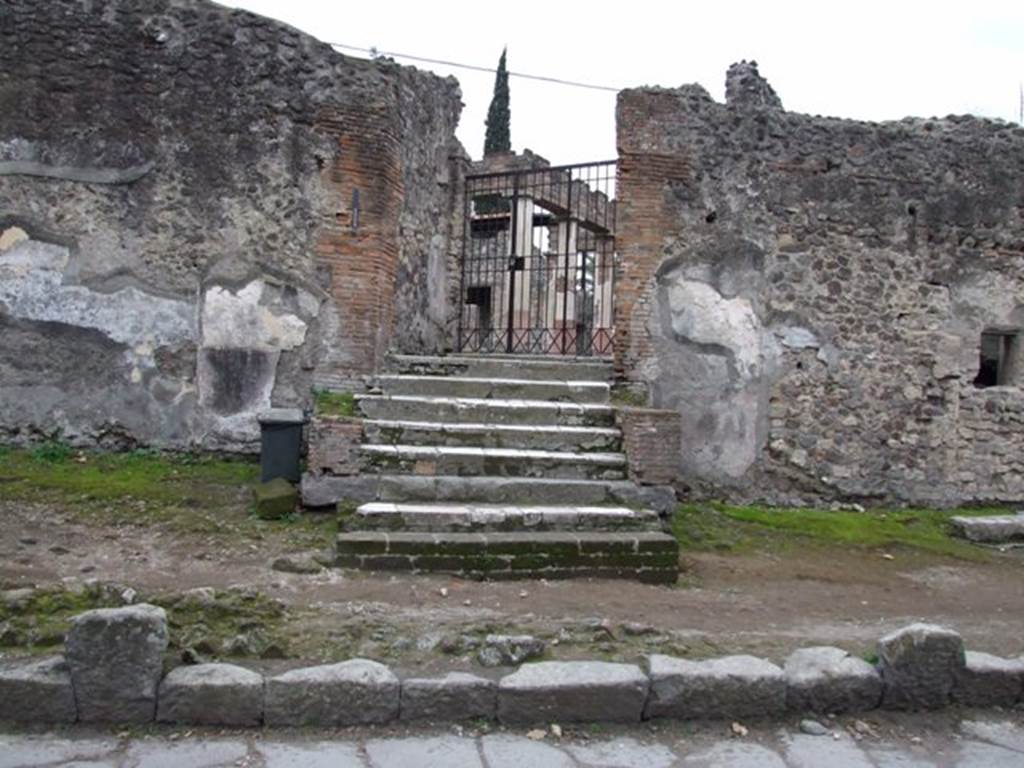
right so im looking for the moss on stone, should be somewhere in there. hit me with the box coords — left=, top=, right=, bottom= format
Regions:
left=252, top=477, right=296, bottom=520
left=313, top=390, right=356, bottom=418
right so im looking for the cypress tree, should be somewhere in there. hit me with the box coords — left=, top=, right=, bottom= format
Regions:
left=483, top=48, right=511, bottom=156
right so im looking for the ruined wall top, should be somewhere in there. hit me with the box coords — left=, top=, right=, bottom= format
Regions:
left=725, top=60, right=783, bottom=110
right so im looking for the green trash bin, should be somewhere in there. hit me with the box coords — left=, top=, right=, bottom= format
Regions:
left=258, top=408, right=307, bottom=484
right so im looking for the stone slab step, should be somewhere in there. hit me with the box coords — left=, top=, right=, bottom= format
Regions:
left=372, top=375, right=610, bottom=404
left=356, top=394, right=615, bottom=427
left=950, top=513, right=1024, bottom=543
left=389, top=354, right=612, bottom=383
left=362, top=419, right=622, bottom=452
left=333, top=530, right=679, bottom=583
left=301, top=473, right=677, bottom=515
left=360, top=444, right=627, bottom=481
left=346, top=502, right=662, bottom=532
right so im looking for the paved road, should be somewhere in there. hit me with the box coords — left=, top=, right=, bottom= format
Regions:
left=2, top=714, right=1023, bottom=767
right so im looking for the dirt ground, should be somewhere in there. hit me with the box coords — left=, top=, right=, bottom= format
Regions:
left=2, top=499, right=1022, bottom=670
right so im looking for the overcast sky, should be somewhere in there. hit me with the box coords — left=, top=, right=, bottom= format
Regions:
left=227, top=0, right=1023, bottom=166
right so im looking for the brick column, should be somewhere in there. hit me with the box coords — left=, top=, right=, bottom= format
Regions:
left=314, top=103, right=403, bottom=383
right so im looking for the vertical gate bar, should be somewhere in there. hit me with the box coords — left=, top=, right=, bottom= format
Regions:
left=456, top=177, right=471, bottom=352
left=560, top=170, right=572, bottom=355
left=506, top=172, right=519, bottom=354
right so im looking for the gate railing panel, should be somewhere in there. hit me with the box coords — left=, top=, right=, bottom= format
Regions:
left=457, top=160, right=616, bottom=357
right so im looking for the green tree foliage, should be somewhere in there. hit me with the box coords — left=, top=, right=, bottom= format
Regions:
left=483, top=48, right=511, bottom=156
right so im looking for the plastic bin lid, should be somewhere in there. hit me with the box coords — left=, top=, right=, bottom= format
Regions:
left=257, top=407, right=307, bottom=425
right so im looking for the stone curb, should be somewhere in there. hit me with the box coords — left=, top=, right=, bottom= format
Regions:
left=2, top=611, right=1022, bottom=728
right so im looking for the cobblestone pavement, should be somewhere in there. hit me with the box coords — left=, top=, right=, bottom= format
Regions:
left=1, top=713, right=1023, bottom=767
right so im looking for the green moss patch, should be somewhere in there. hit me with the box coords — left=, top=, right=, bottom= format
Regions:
left=672, top=502, right=1002, bottom=561
left=313, top=390, right=356, bottom=418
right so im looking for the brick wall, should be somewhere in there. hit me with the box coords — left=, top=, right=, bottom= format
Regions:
left=307, top=417, right=365, bottom=476
left=617, top=407, right=682, bottom=486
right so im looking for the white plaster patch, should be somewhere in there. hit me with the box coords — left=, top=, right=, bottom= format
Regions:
left=665, top=279, right=763, bottom=378
left=201, top=279, right=309, bottom=351
left=0, top=226, right=29, bottom=252
left=0, top=238, right=195, bottom=347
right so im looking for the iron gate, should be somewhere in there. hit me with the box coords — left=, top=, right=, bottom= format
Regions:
left=456, top=160, right=616, bottom=356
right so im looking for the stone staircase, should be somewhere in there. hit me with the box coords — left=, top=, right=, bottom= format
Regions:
left=318, top=353, right=679, bottom=583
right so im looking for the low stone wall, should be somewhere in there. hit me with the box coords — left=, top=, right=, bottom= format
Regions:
left=2, top=606, right=1021, bottom=727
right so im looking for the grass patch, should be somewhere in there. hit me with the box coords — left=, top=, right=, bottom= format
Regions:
left=314, top=390, right=356, bottom=418
left=0, top=446, right=333, bottom=549
left=672, top=502, right=1000, bottom=561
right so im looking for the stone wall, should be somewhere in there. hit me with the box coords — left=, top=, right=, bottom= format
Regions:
left=0, top=0, right=461, bottom=450
left=615, top=62, right=1024, bottom=506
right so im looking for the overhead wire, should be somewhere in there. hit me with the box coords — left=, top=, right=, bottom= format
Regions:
left=327, top=42, right=622, bottom=93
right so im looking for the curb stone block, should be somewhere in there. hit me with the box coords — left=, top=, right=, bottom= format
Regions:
left=157, top=663, right=265, bottom=726
left=400, top=672, right=497, bottom=721
left=878, top=623, right=965, bottom=710
left=498, top=661, right=648, bottom=723
left=784, top=646, right=883, bottom=714
left=0, top=655, right=77, bottom=723
left=953, top=651, right=1024, bottom=708
left=65, top=603, right=168, bottom=723
left=264, top=659, right=399, bottom=726
left=645, top=654, right=786, bottom=720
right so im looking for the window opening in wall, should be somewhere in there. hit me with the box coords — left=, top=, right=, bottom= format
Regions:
left=974, top=330, right=1019, bottom=388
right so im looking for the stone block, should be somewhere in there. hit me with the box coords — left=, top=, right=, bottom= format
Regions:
left=400, top=672, right=496, bottom=721
left=877, top=623, right=965, bottom=710
left=157, top=663, right=264, bottom=726
left=784, top=646, right=883, bottom=714
left=253, top=477, right=297, bottom=520
left=65, top=604, right=168, bottom=723
left=645, top=654, right=786, bottom=720
left=953, top=651, right=1024, bottom=708
left=0, top=655, right=77, bottom=723
left=498, top=661, right=648, bottom=723
left=264, top=659, right=399, bottom=726
left=478, top=635, right=546, bottom=667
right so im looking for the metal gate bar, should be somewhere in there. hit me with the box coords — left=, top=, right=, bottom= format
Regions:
left=456, top=160, right=616, bottom=357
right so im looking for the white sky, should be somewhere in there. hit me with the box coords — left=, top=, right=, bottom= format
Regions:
left=226, top=0, right=1023, bottom=166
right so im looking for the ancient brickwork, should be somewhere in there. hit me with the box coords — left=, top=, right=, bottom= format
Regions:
left=0, top=0, right=461, bottom=450
left=617, top=408, right=682, bottom=486
left=616, top=64, right=1024, bottom=505
left=306, top=418, right=365, bottom=477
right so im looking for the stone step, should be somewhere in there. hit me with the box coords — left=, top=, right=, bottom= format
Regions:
left=389, top=354, right=613, bottom=383
left=356, top=394, right=616, bottom=427
left=372, top=375, right=610, bottom=404
left=333, top=530, right=679, bottom=583
left=362, top=419, right=622, bottom=452
left=360, top=444, right=628, bottom=481
left=345, top=502, right=662, bottom=532
left=301, top=474, right=676, bottom=515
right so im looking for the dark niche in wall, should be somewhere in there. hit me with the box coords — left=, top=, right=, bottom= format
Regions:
left=974, top=330, right=1020, bottom=388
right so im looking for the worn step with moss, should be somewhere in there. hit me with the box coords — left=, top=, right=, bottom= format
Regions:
left=388, top=353, right=613, bottom=383
left=362, top=420, right=622, bottom=453
left=373, top=375, right=610, bottom=404
left=344, top=502, right=663, bottom=533
left=333, top=529, right=679, bottom=583
left=360, top=444, right=628, bottom=481
left=355, top=395, right=615, bottom=428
